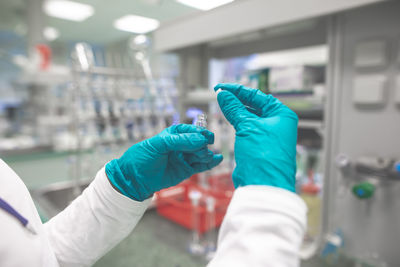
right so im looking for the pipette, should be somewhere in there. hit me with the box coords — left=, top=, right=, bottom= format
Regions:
left=205, top=196, right=217, bottom=261
left=188, top=190, right=205, bottom=255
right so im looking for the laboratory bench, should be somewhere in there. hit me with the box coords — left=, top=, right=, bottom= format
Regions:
left=3, top=150, right=74, bottom=189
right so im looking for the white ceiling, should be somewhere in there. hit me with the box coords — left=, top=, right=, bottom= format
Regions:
left=0, top=0, right=201, bottom=44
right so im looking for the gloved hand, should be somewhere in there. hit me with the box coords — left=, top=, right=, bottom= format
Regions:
left=214, top=83, right=298, bottom=192
left=106, top=124, right=223, bottom=201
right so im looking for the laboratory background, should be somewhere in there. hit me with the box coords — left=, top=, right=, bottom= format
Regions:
left=0, top=0, right=400, bottom=266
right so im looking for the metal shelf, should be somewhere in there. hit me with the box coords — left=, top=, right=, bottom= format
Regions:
left=298, top=120, right=323, bottom=130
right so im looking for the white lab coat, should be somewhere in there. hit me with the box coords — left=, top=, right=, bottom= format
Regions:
left=0, top=158, right=307, bottom=267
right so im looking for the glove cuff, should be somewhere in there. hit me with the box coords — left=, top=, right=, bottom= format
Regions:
left=105, top=159, right=152, bottom=201
left=233, top=160, right=296, bottom=193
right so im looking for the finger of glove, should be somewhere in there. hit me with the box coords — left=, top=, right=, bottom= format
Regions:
left=162, top=133, right=208, bottom=153
left=172, top=124, right=214, bottom=144
left=215, top=83, right=285, bottom=118
left=192, top=154, right=223, bottom=172
left=217, top=90, right=257, bottom=130
left=191, top=147, right=212, bottom=158
left=184, top=149, right=214, bottom=165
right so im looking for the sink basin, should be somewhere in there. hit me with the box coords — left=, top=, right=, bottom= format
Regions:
left=31, top=179, right=92, bottom=219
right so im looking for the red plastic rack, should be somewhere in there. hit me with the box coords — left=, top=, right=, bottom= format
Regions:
left=155, top=173, right=234, bottom=234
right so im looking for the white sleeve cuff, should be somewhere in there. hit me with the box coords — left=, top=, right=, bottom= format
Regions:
left=208, top=185, right=307, bottom=267
left=93, top=166, right=151, bottom=214
left=230, top=185, right=307, bottom=229
left=45, top=167, right=151, bottom=266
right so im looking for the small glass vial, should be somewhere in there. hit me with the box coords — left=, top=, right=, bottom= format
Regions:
left=196, top=114, right=207, bottom=128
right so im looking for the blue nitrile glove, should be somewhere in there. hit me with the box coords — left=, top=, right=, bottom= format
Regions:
left=214, top=83, right=298, bottom=192
left=106, top=124, right=223, bottom=201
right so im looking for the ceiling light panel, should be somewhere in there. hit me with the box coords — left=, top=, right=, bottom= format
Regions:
left=176, top=0, right=235, bottom=11
left=113, top=15, right=160, bottom=34
left=44, top=0, right=94, bottom=22
left=43, top=27, right=60, bottom=41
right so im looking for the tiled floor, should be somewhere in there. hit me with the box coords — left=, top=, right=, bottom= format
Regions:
left=94, top=210, right=208, bottom=267
left=4, top=152, right=363, bottom=267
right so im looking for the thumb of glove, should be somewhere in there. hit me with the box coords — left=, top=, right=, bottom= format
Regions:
left=216, top=90, right=256, bottom=130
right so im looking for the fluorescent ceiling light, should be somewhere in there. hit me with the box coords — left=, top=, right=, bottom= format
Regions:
left=133, top=35, right=148, bottom=46
left=44, top=0, right=94, bottom=22
left=114, top=15, right=160, bottom=34
left=176, top=0, right=235, bottom=11
left=43, top=27, right=60, bottom=41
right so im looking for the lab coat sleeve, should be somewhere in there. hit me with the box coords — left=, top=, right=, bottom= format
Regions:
left=208, top=186, right=307, bottom=267
left=44, top=166, right=151, bottom=267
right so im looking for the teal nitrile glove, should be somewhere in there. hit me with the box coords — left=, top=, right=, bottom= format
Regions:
left=106, top=124, right=223, bottom=201
left=214, top=83, right=298, bottom=192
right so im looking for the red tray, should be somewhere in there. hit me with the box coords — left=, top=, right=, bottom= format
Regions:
left=156, top=173, right=234, bottom=234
